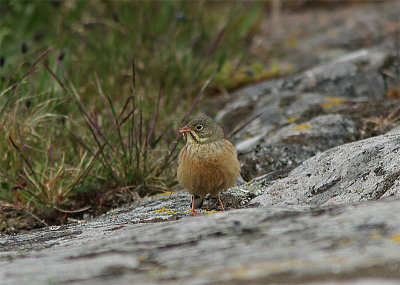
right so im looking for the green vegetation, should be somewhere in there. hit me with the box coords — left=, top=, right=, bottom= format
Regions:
left=0, top=1, right=288, bottom=232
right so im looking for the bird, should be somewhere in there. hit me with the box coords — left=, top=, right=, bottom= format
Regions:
left=177, top=114, right=240, bottom=216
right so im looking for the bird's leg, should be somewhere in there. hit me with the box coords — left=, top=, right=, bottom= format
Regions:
left=191, top=195, right=201, bottom=216
left=191, top=195, right=204, bottom=209
left=217, top=194, right=225, bottom=211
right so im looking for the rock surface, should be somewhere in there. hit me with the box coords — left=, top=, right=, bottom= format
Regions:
left=214, top=43, right=399, bottom=179
left=1, top=2, right=400, bottom=285
left=1, top=198, right=400, bottom=285
left=248, top=128, right=400, bottom=207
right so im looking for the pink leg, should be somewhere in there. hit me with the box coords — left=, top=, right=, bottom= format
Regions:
left=191, top=195, right=201, bottom=216
left=217, top=194, right=225, bottom=211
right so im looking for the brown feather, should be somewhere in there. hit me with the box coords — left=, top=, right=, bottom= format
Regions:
left=177, top=138, right=240, bottom=197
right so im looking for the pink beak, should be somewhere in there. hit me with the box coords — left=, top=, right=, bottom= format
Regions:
left=179, top=125, right=192, bottom=133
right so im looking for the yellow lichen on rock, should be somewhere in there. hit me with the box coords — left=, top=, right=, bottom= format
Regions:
left=204, top=210, right=220, bottom=215
left=321, top=96, right=345, bottom=108
left=369, top=231, right=382, bottom=240
left=153, top=207, right=174, bottom=213
left=292, top=124, right=312, bottom=131
left=390, top=234, right=400, bottom=243
left=286, top=116, right=296, bottom=123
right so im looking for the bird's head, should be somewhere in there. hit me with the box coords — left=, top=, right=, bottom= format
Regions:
left=179, top=114, right=225, bottom=144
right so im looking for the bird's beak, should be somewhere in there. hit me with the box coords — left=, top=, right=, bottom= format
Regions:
left=179, top=125, right=192, bottom=133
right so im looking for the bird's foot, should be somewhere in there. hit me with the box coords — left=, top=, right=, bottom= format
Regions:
left=191, top=209, right=201, bottom=216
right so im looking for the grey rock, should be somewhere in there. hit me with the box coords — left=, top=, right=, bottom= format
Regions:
left=1, top=199, right=400, bottom=285
left=238, top=114, right=356, bottom=180
left=264, top=114, right=355, bottom=145
left=217, top=44, right=398, bottom=180
left=249, top=128, right=400, bottom=207
left=219, top=46, right=391, bottom=125
left=224, top=91, right=355, bottom=153
left=255, top=1, right=399, bottom=73
left=285, top=48, right=388, bottom=99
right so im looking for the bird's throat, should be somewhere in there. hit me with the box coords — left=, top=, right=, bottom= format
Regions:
left=185, top=139, right=226, bottom=158
left=188, top=131, right=200, bottom=144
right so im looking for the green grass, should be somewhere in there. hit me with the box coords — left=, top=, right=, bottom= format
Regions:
left=0, top=0, right=286, bottom=231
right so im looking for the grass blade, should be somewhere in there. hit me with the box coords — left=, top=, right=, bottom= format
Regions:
left=228, top=112, right=263, bottom=139
left=146, top=87, right=162, bottom=148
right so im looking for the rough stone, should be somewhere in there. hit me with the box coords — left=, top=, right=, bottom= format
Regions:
left=249, top=128, right=400, bottom=207
left=239, top=114, right=356, bottom=180
left=1, top=199, right=400, bottom=285
left=218, top=45, right=398, bottom=180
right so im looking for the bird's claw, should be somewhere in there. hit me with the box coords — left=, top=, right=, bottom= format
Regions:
left=191, top=210, right=201, bottom=216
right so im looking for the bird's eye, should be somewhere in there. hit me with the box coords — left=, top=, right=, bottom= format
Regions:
left=195, top=125, right=203, bottom=131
